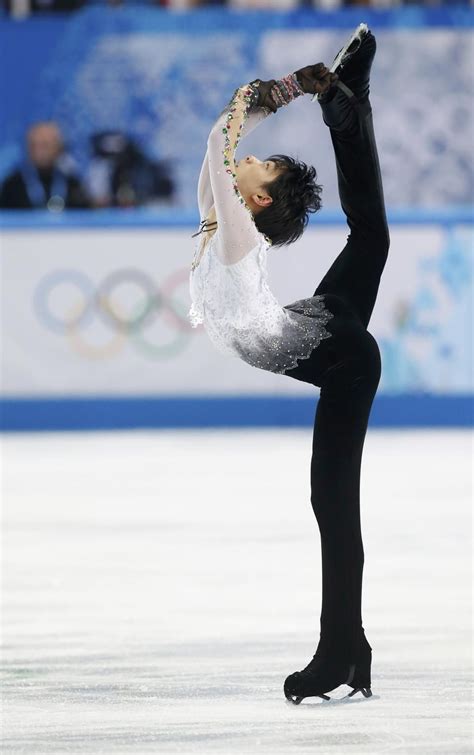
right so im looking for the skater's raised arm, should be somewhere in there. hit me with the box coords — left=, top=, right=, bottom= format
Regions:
left=194, top=65, right=336, bottom=270
left=206, top=73, right=320, bottom=265
left=197, top=92, right=272, bottom=220
left=205, top=83, right=275, bottom=265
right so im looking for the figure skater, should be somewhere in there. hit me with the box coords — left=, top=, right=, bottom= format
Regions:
left=189, top=24, right=389, bottom=704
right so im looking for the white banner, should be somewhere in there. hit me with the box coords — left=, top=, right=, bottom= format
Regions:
left=1, top=223, right=472, bottom=396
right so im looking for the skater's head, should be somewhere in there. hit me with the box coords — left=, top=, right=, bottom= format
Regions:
left=235, top=154, right=322, bottom=247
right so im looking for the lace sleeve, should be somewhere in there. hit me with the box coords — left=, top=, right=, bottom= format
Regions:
left=197, top=103, right=270, bottom=220
left=197, top=152, right=212, bottom=219
left=206, top=83, right=273, bottom=266
left=205, top=76, right=306, bottom=265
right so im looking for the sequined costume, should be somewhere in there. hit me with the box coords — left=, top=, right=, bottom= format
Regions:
left=189, top=77, right=334, bottom=374
left=189, top=30, right=390, bottom=674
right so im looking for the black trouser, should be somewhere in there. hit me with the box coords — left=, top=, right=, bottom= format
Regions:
left=284, top=95, right=389, bottom=658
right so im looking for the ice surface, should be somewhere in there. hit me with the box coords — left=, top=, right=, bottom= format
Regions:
left=1, top=428, right=472, bottom=754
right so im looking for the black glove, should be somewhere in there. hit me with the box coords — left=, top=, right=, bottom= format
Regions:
left=248, top=78, right=279, bottom=113
left=293, top=63, right=338, bottom=98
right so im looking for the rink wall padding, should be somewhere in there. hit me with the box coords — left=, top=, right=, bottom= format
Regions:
left=1, top=395, right=472, bottom=432
left=1, top=215, right=472, bottom=417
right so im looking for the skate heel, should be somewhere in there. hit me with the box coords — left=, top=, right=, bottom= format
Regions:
left=347, top=686, right=372, bottom=698
left=346, top=634, right=372, bottom=698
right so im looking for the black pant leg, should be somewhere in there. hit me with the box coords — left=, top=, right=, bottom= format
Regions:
left=284, top=309, right=381, bottom=658
left=314, top=99, right=389, bottom=329
left=309, top=324, right=381, bottom=655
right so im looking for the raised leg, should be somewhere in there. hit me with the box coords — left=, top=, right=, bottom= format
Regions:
left=314, top=33, right=389, bottom=329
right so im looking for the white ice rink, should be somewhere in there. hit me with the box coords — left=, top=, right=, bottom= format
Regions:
left=2, top=428, right=473, bottom=754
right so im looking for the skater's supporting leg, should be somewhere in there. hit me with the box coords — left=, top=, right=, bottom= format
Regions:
left=310, top=322, right=381, bottom=655
left=283, top=28, right=386, bottom=704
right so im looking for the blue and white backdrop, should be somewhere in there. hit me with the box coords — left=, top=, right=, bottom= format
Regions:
left=1, top=8, right=473, bottom=210
left=1, top=8, right=472, bottom=429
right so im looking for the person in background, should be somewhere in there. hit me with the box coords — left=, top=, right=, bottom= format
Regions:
left=6, top=0, right=85, bottom=13
left=87, top=130, right=175, bottom=208
left=0, top=122, right=90, bottom=211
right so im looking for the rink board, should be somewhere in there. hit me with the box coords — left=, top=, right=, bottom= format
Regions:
left=1, top=219, right=472, bottom=428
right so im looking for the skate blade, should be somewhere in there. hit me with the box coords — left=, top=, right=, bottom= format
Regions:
left=346, top=687, right=372, bottom=698
left=285, top=692, right=331, bottom=705
left=311, top=22, right=369, bottom=102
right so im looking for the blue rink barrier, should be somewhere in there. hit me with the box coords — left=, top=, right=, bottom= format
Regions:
left=0, top=395, right=472, bottom=432
left=1, top=207, right=472, bottom=431
left=1, top=207, right=473, bottom=229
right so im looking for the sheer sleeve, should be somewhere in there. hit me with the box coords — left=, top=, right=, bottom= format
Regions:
left=197, top=152, right=213, bottom=219
left=206, top=84, right=274, bottom=265
left=198, top=75, right=305, bottom=265
left=196, top=103, right=270, bottom=220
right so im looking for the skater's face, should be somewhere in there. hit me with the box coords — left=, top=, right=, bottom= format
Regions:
left=235, top=155, right=284, bottom=214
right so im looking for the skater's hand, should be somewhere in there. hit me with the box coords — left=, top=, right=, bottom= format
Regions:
left=314, top=64, right=338, bottom=95
left=294, top=63, right=338, bottom=96
left=247, top=79, right=279, bottom=113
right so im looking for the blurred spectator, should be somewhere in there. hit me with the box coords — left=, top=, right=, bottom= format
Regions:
left=31, top=0, right=85, bottom=9
left=87, top=131, right=175, bottom=208
left=6, top=0, right=85, bottom=13
left=6, top=0, right=473, bottom=12
left=0, top=122, right=90, bottom=211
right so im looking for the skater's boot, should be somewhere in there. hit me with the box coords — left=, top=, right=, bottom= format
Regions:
left=334, top=28, right=375, bottom=104
left=317, top=28, right=376, bottom=136
left=346, top=632, right=372, bottom=698
left=315, top=24, right=376, bottom=105
left=284, top=631, right=373, bottom=704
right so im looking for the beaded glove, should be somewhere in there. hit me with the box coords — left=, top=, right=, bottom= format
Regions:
left=248, top=74, right=305, bottom=114
left=293, top=63, right=338, bottom=98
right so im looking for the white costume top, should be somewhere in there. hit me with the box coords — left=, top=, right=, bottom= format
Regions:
left=188, top=80, right=333, bottom=374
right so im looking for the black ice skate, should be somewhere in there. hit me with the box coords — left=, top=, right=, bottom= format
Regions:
left=316, top=26, right=376, bottom=134
left=284, top=633, right=373, bottom=704
left=312, top=22, right=370, bottom=102
left=313, top=23, right=376, bottom=112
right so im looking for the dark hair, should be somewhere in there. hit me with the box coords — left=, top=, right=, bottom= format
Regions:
left=253, top=154, right=322, bottom=247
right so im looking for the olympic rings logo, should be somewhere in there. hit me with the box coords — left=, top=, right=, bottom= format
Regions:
left=33, top=267, right=201, bottom=360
